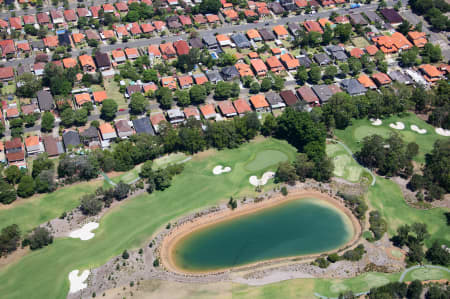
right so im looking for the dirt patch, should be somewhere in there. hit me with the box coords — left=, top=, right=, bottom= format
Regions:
left=0, top=247, right=30, bottom=270
left=159, top=188, right=362, bottom=276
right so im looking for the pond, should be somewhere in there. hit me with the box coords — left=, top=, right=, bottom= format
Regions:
left=171, top=198, right=354, bottom=272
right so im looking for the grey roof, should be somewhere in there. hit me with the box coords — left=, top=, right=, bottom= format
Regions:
left=259, top=28, right=275, bottom=41
left=80, top=126, right=99, bottom=139
left=36, top=90, right=54, bottom=111
left=349, top=13, right=368, bottom=25
left=220, top=66, right=239, bottom=80
left=265, top=92, right=285, bottom=106
left=132, top=117, right=155, bottom=135
left=269, top=2, right=285, bottom=14
left=280, top=0, right=296, bottom=10
left=189, top=37, right=204, bottom=48
left=314, top=53, right=331, bottom=65
left=206, top=70, right=222, bottom=83
left=115, top=119, right=133, bottom=133
left=62, top=130, right=81, bottom=149
left=288, top=23, right=301, bottom=35
left=231, top=33, right=250, bottom=48
left=298, top=56, right=312, bottom=68
left=364, top=11, right=382, bottom=23
left=203, top=35, right=218, bottom=46
left=311, top=85, right=334, bottom=103
left=388, top=70, right=413, bottom=85
left=16, top=64, right=31, bottom=76
left=325, top=45, right=347, bottom=61
left=340, top=79, right=367, bottom=95
left=31, top=40, right=45, bottom=50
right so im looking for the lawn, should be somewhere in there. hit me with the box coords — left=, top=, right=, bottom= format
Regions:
left=334, top=113, right=448, bottom=163
left=1, top=82, right=16, bottom=95
left=351, top=36, right=370, bottom=48
left=0, top=180, right=102, bottom=234
left=367, top=177, right=449, bottom=247
left=0, top=138, right=297, bottom=299
left=103, top=79, right=128, bottom=109
left=326, top=142, right=366, bottom=183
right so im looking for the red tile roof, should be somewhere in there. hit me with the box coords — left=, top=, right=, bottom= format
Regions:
left=233, top=98, right=252, bottom=114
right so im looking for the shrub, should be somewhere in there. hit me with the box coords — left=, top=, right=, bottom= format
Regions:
left=280, top=186, right=288, bottom=196
left=22, top=227, right=53, bottom=250
left=122, top=250, right=129, bottom=259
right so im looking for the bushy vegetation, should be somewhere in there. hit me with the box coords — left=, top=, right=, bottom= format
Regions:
left=0, top=225, right=21, bottom=257
left=368, top=211, right=387, bottom=241
left=22, top=227, right=53, bottom=250
left=337, top=192, right=368, bottom=220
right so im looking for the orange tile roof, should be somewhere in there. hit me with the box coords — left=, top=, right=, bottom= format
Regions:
left=124, top=47, right=139, bottom=57
left=350, top=48, right=364, bottom=58
left=218, top=100, right=237, bottom=116
left=318, top=18, right=333, bottom=29
left=206, top=14, right=220, bottom=23
left=248, top=52, right=259, bottom=59
left=99, top=123, right=115, bottom=134
left=193, top=74, right=208, bottom=85
left=178, top=75, right=193, bottom=87
left=391, top=32, right=413, bottom=50
left=92, top=90, right=107, bottom=103
left=247, top=29, right=261, bottom=40
left=199, top=104, right=216, bottom=117
left=233, top=98, right=252, bottom=114
left=16, top=41, right=30, bottom=52
left=43, top=35, right=59, bottom=47
left=273, top=25, right=289, bottom=37
left=266, top=56, right=283, bottom=69
left=235, top=63, right=254, bottom=77
left=358, top=74, right=376, bottom=88
left=63, top=57, right=77, bottom=68
left=148, top=45, right=161, bottom=57
left=161, top=76, right=177, bottom=90
left=25, top=136, right=39, bottom=147
left=271, top=48, right=281, bottom=55
left=372, top=72, right=392, bottom=85
left=251, top=59, right=268, bottom=74
left=408, top=31, right=426, bottom=40
left=223, top=9, right=238, bottom=20
left=72, top=33, right=85, bottom=43
left=74, top=93, right=91, bottom=106
left=112, top=49, right=125, bottom=59
left=280, top=53, right=300, bottom=69
left=250, top=94, right=269, bottom=108
left=419, top=64, right=442, bottom=78
left=303, top=20, right=323, bottom=33
left=365, top=44, right=379, bottom=55
left=102, top=30, right=115, bottom=39
left=184, top=107, right=200, bottom=118
left=78, top=54, right=96, bottom=69
left=6, top=108, right=19, bottom=118
left=216, top=34, right=230, bottom=42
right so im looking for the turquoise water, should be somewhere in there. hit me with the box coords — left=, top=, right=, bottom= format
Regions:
left=172, top=198, right=353, bottom=271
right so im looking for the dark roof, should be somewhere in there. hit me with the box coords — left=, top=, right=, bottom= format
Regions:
left=31, top=40, right=45, bottom=50
left=115, top=119, right=133, bottom=133
left=311, top=85, right=333, bottom=103
left=340, top=79, right=367, bottom=95
left=388, top=71, right=412, bottom=85
left=297, top=86, right=319, bottom=103
left=265, top=92, right=284, bottom=106
left=269, top=2, right=285, bottom=14
left=58, top=32, right=71, bottom=46
left=288, top=23, right=301, bottom=35
left=132, top=117, right=155, bottom=135
left=314, top=53, right=331, bottom=65
left=364, top=11, right=382, bottom=23
left=259, top=28, right=275, bottom=41
left=16, top=65, right=31, bottom=76
left=349, top=13, right=368, bottom=25
left=80, top=126, right=99, bottom=138
left=279, top=90, right=299, bottom=106
left=202, top=35, right=218, bottom=46
left=43, top=136, right=63, bottom=156
left=298, top=56, right=312, bottom=68
left=126, top=85, right=142, bottom=96
left=95, top=52, right=111, bottom=68
left=221, top=66, right=240, bottom=80
left=380, top=8, right=403, bottom=24
left=5, top=138, right=22, bottom=149
left=189, top=37, right=204, bottom=48
left=63, top=130, right=81, bottom=149
left=326, top=45, right=347, bottom=61
left=206, top=70, right=222, bottom=82
left=36, top=90, right=54, bottom=111
left=231, top=33, right=250, bottom=48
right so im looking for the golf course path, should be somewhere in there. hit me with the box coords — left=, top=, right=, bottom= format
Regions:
left=101, top=172, right=117, bottom=186
left=314, top=265, right=450, bottom=298
left=328, top=139, right=376, bottom=186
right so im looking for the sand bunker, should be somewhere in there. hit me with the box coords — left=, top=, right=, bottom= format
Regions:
left=370, top=118, right=382, bottom=126
left=212, top=165, right=231, bottom=175
left=389, top=122, right=405, bottom=130
left=69, top=222, right=99, bottom=241
left=249, top=172, right=275, bottom=186
left=410, top=125, right=427, bottom=134
left=68, top=269, right=90, bottom=294
left=435, top=128, right=450, bottom=136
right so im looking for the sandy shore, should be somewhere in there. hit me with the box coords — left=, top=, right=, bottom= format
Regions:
left=160, top=189, right=361, bottom=275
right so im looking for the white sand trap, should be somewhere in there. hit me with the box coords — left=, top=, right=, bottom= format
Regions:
left=410, top=125, right=427, bottom=134
left=435, top=128, right=450, bottom=136
left=389, top=122, right=405, bottom=130
left=69, top=222, right=99, bottom=241
left=249, top=172, right=275, bottom=186
left=212, top=165, right=231, bottom=175
left=68, top=269, right=90, bottom=294
left=370, top=118, right=382, bottom=126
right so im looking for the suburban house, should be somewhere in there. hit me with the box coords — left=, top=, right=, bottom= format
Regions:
left=216, top=34, right=232, bottom=47
left=218, top=101, right=237, bottom=118
left=92, top=91, right=107, bottom=104
left=43, top=136, right=64, bottom=157
left=5, top=138, right=25, bottom=167
left=62, top=130, right=81, bottom=151
left=312, top=85, right=334, bottom=103
left=115, top=120, right=134, bottom=139
left=325, top=45, right=347, bottom=61
left=314, top=53, right=332, bottom=65
left=233, top=99, right=252, bottom=116
left=167, top=109, right=185, bottom=124
left=235, top=63, right=254, bottom=77
left=407, top=31, right=427, bottom=48
left=380, top=8, right=403, bottom=25
left=266, top=56, right=284, bottom=73
left=124, top=48, right=139, bottom=60
left=266, top=92, right=286, bottom=110
left=221, top=66, right=240, bottom=81
left=249, top=94, right=269, bottom=112
left=280, top=53, right=300, bottom=70
left=358, top=74, right=377, bottom=89
left=80, top=126, right=100, bottom=147
left=126, top=85, right=142, bottom=98
left=303, top=20, right=323, bottom=33
left=132, top=117, right=155, bottom=135
left=388, top=70, right=413, bottom=85
left=25, top=136, right=44, bottom=156
left=273, top=25, right=289, bottom=39
left=184, top=107, right=201, bottom=120
left=372, top=72, right=392, bottom=86
left=178, top=75, right=194, bottom=89
left=173, top=40, right=190, bottom=56
left=279, top=90, right=299, bottom=107
left=200, top=104, right=217, bottom=119
left=161, top=76, right=177, bottom=90
left=95, top=52, right=111, bottom=70
left=206, top=70, right=223, bottom=83
left=251, top=59, right=268, bottom=77
left=99, top=123, right=118, bottom=145
left=112, top=50, right=126, bottom=64
left=419, top=64, right=443, bottom=83
left=150, top=113, right=167, bottom=133
left=247, top=29, right=262, bottom=42
left=340, top=79, right=367, bottom=96
left=0, top=67, right=14, bottom=82
left=231, top=33, right=251, bottom=48
left=297, top=86, right=319, bottom=105
left=189, top=37, right=204, bottom=49
left=160, top=43, right=177, bottom=59
left=258, top=28, right=275, bottom=41
left=203, top=35, right=219, bottom=50
left=79, top=55, right=96, bottom=72
left=36, top=90, right=54, bottom=111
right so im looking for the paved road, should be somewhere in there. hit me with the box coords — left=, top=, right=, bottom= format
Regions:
left=2, top=4, right=384, bottom=68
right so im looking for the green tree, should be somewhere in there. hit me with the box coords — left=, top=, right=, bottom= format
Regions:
left=260, top=77, right=272, bottom=92
left=142, top=69, right=158, bottom=83
left=175, top=90, right=190, bottom=107
left=308, top=65, right=321, bottom=84
left=296, top=66, right=309, bottom=84
left=0, top=224, right=21, bottom=255
left=129, top=93, right=147, bottom=114
left=249, top=81, right=260, bottom=94
left=189, top=84, right=207, bottom=104
left=155, top=87, right=173, bottom=109
left=41, top=111, right=55, bottom=132
left=4, top=165, right=22, bottom=184
left=272, top=75, right=285, bottom=91
left=23, top=227, right=53, bottom=250
left=74, top=108, right=88, bottom=126
left=214, top=81, right=232, bottom=100
left=80, top=194, right=103, bottom=216
left=32, top=153, right=54, bottom=178
left=17, top=175, right=35, bottom=198
left=0, top=180, right=17, bottom=204
left=348, top=57, right=362, bottom=75
left=274, top=162, right=297, bottom=185
left=199, top=0, right=221, bottom=14
left=60, top=108, right=75, bottom=127
left=16, top=73, right=41, bottom=98
left=101, top=99, right=118, bottom=121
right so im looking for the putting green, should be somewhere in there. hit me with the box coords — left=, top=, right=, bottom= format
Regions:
left=0, top=138, right=297, bottom=299
left=390, top=249, right=403, bottom=259
left=326, top=143, right=363, bottom=182
left=408, top=268, right=450, bottom=281
left=335, top=113, right=448, bottom=163
left=244, top=150, right=288, bottom=172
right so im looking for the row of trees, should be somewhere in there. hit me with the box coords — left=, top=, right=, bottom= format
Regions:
left=80, top=182, right=131, bottom=216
